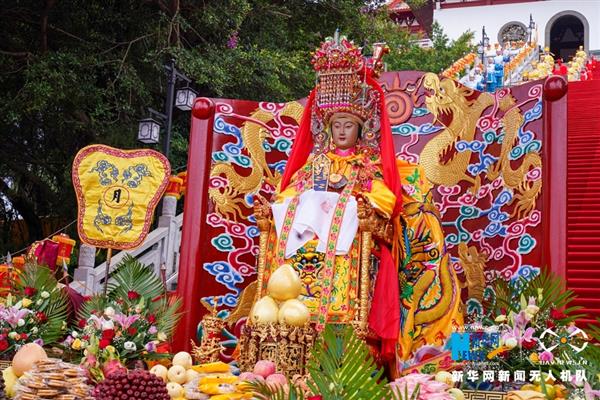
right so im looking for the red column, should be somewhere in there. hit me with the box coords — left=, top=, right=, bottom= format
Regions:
left=541, top=76, right=568, bottom=281
left=172, top=98, right=215, bottom=351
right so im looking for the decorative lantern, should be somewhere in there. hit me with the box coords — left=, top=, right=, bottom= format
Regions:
left=177, top=171, right=187, bottom=196
left=30, top=239, right=60, bottom=271
left=165, top=176, right=184, bottom=200
left=137, top=117, right=161, bottom=144
left=174, top=86, right=198, bottom=111
left=0, top=264, right=9, bottom=295
left=52, top=233, right=76, bottom=266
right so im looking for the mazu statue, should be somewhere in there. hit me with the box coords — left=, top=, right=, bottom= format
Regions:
left=243, top=34, right=463, bottom=377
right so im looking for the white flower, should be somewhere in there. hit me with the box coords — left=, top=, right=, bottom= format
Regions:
left=157, top=332, right=167, bottom=341
left=31, top=327, right=38, bottom=334
left=504, top=337, right=518, bottom=349
left=102, top=320, right=115, bottom=330
left=40, top=291, right=50, bottom=299
left=104, top=307, right=115, bottom=317
left=8, top=332, right=18, bottom=339
left=494, top=315, right=507, bottom=323
left=17, top=319, right=25, bottom=327
left=36, top=299, right=43, bottom=306
left=134, top=306, right=142, bottom=314
left=71, top=331, right=79, bottom=338
left=124, top=341, right=137, bottom=351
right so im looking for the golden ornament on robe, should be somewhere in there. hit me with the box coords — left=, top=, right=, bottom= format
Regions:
left=249, top=296, right=279, bottom=324
left=278, top=299, right=310, bottom=326
left=266, top=264, right=302, bottom=301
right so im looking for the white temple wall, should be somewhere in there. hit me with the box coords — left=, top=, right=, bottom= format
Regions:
left=433, top=0, right=600, bottom=52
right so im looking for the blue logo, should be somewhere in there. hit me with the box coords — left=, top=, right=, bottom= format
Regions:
left=448, top=331, right=500, bottom=361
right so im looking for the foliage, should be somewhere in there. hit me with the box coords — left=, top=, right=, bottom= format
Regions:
left=306, top=324, right=389, bottom=399
left=247, top=324, right=426, bottom=400
left=66, top=256, right=180, bottom=380
left=0, top=1, right=473, bottom=254
left=0, top=263, right=69, bottom=354
left=483, top=268, right=584, bottom=324
left=465, top=269, right=594, bottom=394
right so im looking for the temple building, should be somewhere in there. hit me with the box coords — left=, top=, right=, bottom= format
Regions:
left=432, top=0, right=599, bottom=59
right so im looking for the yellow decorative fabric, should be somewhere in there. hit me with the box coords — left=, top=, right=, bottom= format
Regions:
left=72, top=145, right=170, bottom=250
left=276, top=152, right=396, bottom=216
left=395, top=160, right=463, bottom=361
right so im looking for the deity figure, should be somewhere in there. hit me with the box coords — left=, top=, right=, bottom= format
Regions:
left=250, top=34, right=463, bottom=370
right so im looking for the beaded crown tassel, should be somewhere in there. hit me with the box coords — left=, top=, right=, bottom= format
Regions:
left=310, top=31, right=388, bottom=155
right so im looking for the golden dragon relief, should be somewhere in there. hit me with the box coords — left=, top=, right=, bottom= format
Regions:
left=209, top=102, right=304, bottom=221
left=420, top=73, right=541, bottom=218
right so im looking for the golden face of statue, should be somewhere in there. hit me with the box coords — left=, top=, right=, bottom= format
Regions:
left=331, top=116, right=360, bottom=150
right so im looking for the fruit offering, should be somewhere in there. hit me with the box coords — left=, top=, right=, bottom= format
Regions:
left=93, top=369, right=170, bottom=400
left=14, top=358, right=93, bottom=400
left=249, top=264, right=310, bottom=327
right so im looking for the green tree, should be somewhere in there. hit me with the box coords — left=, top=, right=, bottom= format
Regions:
left=0, top=1, right=471, bottom=255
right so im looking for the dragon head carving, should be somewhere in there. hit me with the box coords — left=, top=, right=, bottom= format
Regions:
left=422, top=73, right=473, bottom=123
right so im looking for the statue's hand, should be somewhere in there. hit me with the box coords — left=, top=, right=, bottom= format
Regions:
left=357, top=196, right=375, bottom=232
left=253, top=194, right=272, bottom=231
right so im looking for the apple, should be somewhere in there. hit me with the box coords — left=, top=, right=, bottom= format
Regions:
left=150, top=364, right=169, bottom=382
left=266, top=373, right=287, bottom=388
left=167, top=365, right=187, bottom=384
left=185, top=368, right=200, bottom=383
left=166, top=382, right=184, bottom=398
left=253, top=360, right=276, bottom=378
left=172, top=351, right=193, bottom=370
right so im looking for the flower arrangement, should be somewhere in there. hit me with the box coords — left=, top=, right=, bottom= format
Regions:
left=466, top=269, right=598, bottom=397
left=65, top=256, right=180, bottom=381
left=0, top=263, right=68, bottom=357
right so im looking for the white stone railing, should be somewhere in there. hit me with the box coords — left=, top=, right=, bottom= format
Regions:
left=71, top=196, right=183, bottom=294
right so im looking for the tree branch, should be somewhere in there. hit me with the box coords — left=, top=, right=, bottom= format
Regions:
left=40, top=0, right=56, bottom=53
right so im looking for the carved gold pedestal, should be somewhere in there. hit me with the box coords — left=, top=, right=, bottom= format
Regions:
left=192, top=299, right=225, bottom=364
left=238, top=323, right=317, bottom=376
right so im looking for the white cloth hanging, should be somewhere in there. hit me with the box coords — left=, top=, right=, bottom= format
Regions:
left=272, top=189, right=358, bottom=258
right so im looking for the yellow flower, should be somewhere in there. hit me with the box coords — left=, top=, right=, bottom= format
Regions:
left=157, top=332, right=167, bottom=341
left=21, top=298, right=32, bottom=308
left=72, top=338, right=82, bottom=350
left=530, top=352, right=539, bottom=363
left=106, top=346, right=116, bottom=354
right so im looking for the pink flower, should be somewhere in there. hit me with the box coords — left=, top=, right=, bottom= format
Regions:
left=390, top=374, right=452, bottom=400
left=148, top=326, right=158, bottom=334
left=0, top=305, right=32, bottom=328
left=112, top=313, right=140, bottom=329
left=144, top=342, right=156, bottom=352
left=539, top=351, right=554, bottom=362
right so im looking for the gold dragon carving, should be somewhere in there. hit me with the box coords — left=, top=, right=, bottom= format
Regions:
left=420, top=73, right=495, bottom=193
left=487, top=107, right=542, bottom=219
left=209, top=102, right=304, bottom=221
left=420, top=73, right=541, bottom=218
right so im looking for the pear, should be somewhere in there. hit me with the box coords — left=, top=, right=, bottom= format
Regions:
left=250, top=295, right=279, bottom=324
left=267, top=264, right=302, bottom=301
left=278, top=299, right=310, bottom=327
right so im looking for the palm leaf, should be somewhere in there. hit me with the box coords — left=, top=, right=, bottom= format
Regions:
left=306, top=325, right=390, bottom=400
left=108, top=255, right=164, bottom=300
left=15, top=263, right=69, bottom=344
left=246, top=379, right=305, bottom=400
left=149, top=295, right=182, bottom=337
left=77, top=294, right=109, bottom=320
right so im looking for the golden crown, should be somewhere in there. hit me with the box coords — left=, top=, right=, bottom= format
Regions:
left=309, top=32, right=388, bottom=154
